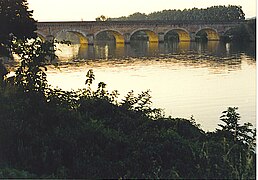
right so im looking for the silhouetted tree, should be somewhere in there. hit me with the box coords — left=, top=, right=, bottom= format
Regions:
left=0, top=59, right=8, bottom=87
left=96, top=15, right=108, bottom=21
left=0, top=0, right=37, bottom=57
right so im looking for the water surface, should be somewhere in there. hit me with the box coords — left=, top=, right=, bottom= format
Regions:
left=47, top=41, right=256, bottom=131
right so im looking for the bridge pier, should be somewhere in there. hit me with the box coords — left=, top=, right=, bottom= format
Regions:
left=46, top=35, right=55, bottom=43
left=158, top=33, right=165, bottom=43
left=122, top=33, right=130, bottom=44
left=189, top=32, right=196, bottom=41
left=86, top=34, right=94, bottom=45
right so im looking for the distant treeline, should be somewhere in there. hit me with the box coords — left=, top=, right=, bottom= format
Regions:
left=108, top=5, right=245, bottom=22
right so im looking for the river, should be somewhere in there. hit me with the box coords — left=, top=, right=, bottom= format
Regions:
left=46, top=40, right=256, bottom=131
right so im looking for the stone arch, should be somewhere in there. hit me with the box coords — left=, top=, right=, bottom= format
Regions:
left=196, top=28, right=220, bottom=41
left=164, top=28, right=191, bottom=42
left=94, top=29, right=125, bottom=44
left=223, top=27, right=236, bottom=36
left=221, top=27, right=235, bottom=42
left=54, top=29, right=89, bottom=44
left=130, top=29, right=159, bottom=43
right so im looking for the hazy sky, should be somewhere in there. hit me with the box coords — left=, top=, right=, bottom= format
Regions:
left=27, top=0, right=256, bottom=21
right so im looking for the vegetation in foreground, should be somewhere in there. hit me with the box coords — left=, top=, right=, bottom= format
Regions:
left=0, top=0, right=256, bottom=179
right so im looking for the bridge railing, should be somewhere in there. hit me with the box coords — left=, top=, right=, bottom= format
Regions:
left=37, top=20, right=244, bottom=26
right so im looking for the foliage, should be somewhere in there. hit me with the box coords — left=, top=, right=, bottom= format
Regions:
left=0, top=168, right=35, bottom=178
left=0, top=0, right=36, bottom=57
left=95, top=15, right=108, bottom=21
left=10, top=39, right=56, bottom=94
left=109, top=5, right=245, bottom=22
left=218, top=107, right=256, bottom=145
left=125, top=12, right=148, bottom=21
left=223, top=20, right=256, bottom=42
left=196, top=107, right=256, bottom=179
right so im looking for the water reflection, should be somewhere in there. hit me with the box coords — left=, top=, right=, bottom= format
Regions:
left=3, top=38, right=256, bottom=132
left=47, top=54, right=256, bottom=131
left=49, top=40, right=256, bottom=131
left=56, top=41, right=256, bottom=62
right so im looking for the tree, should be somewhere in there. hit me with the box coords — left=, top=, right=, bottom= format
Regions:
left=216, top=107, right=256, bottom=179
left=0, top=59, right=8, bottom=87
left=218, top=107, right=240, bottom=135
left=127, top=12, right=147, bottom=20
left=95, top=15, right=108, bottom=21
left=0, top=0, right=37, bottom=57
left=11, top=39, right=56, bottom=94
left=109, top=5, right=245, bottom=22
left=218, top=107, right=255, bottom=143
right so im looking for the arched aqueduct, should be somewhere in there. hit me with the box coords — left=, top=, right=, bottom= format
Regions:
left=36, top=20, right=240, bottom=45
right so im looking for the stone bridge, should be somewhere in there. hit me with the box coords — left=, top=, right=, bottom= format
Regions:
left=36, top=20, right=241, bottom=45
